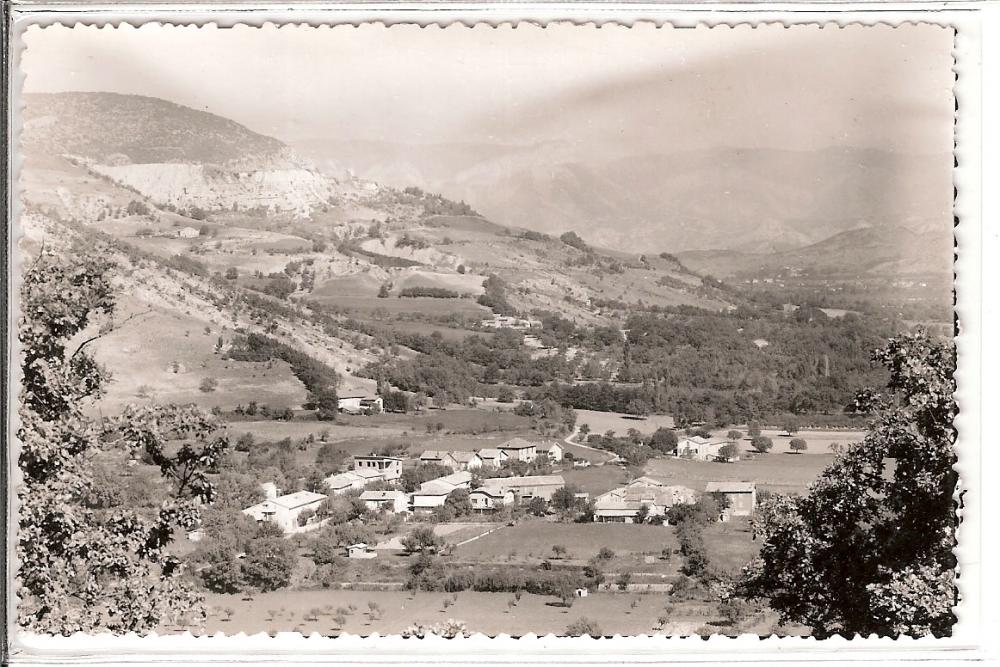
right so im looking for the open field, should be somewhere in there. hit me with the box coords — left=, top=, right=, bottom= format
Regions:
left=194, top=588, right=747, bottom=637
left=89, top=298, right=307, bottom=412
left=226, top=419, right=409, bottom=443
left=367, top=319, right=492, bottom=342
left=644, top=453, right=835, bottom=495
left=454, top=520, right=675, bottom=561
left=746, top=428, right=866, bottom=455
left=357, top=408, right=535, bottom=435
left=574, top=410, right=676, bottom=437
left=702, top=519, right=759, bottom=574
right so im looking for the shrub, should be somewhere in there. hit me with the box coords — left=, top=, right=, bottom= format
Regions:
left=565, top=617, right=602, bottom=637
left=199, top=377, right=219, bottom=393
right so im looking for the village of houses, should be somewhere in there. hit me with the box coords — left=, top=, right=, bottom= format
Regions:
left=242, top=435, right=757, bottom=543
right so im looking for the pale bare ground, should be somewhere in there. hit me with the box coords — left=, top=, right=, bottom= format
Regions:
left=573, top=410, right=676, bottom=437
left=193, top=589, right=722, bottom=637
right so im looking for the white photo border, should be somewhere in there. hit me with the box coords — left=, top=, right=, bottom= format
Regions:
left=3, top=2, right=991, bottom=664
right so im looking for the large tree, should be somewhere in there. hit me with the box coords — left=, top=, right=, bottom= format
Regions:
left=17, top=250, right=227, bottom=633
left=740, top=331, right=957, bottom=637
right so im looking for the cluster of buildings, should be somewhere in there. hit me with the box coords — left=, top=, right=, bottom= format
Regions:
left=479, top=314, right=543, bottom=331
left=593, top=477, right=757, bottom=523
left=419, top=438, right=563, bottom=469
left=241, top=437, right=571, bottom=534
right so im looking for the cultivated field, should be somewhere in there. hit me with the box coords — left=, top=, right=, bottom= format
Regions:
left=573, top=410, right=676, bottom=437
left=194, top=588, right=739, bottom=637
left=453, top=520, right=676, bottom=561
left=644, top=453, right=835, bottom=495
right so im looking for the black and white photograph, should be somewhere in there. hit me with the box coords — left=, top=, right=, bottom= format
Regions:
left=6, top=15, right=974, bottom=650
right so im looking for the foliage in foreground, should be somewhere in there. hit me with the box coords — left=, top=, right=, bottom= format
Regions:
left=17, top=250, right=226, bottom=634
left=740, top=331, right=957, bottom=637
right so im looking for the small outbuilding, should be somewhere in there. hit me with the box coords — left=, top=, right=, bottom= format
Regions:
left=347, top=543, right=377, bottom=559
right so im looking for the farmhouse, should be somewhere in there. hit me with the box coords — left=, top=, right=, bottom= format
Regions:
left=338, top=394, right=384, bottom=415
left=705, top=481, right=757, bottom=516
left=480, top=474, right=565, bottom=502
left=175, top=226, right=200, bottom=238
left=675, top=436, right=731, bottom=461
left=324, top=471, right=367, bottom=495
left=476, top=448, right=509, bottom=468
left=449, top=450, right=483, bottom=471
left=593, top=480, right=696, bottom=523
left=353, top=454, right=403, bottom=481
left=419, top=450, right=459, bottom=469
left=242, top=490, right=327, bottom=534
left=498, top=437, right=537, bottom=463
left=469, top=486, right=516, bottom=512
left=360, top=489, right=409, bottom=514
left=540, top=442, right=564, bottom=462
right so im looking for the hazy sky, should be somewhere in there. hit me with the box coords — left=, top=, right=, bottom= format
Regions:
left=22, top=22, right=955, bottom=155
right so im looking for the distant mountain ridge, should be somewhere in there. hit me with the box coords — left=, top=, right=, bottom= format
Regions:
left=677, top=224, right=953, bottom=279
left=296, top=138, right=953, bottom=256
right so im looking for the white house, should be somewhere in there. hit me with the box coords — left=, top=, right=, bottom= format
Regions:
left=540, top=442, right=564, bottom=462
left=338, top=395, right=384, bottom=415
left=324, top=471, right=367, bottom=495
left=480, top=474, right=564, bottom=502
left=175, top=226, right=200, bottom=239
left=449, top=451, right=483, bottom=471
left=469, top=486, right=516, bottom=512
left=360, top=489, right=409, bottom=514
left=498, top=437, right=537, bottom=463
left=705, top=481, right=757, bottom=516
left=353, top=455, right=404, bottom=481
left=476, top=448, right=508, bottom=469
left=243, top=490, right=327, bottom=534
left=675, top=436, right=731, bottom=461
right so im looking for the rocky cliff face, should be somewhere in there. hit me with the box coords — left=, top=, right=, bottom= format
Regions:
left=89, top=161, right=337, bottom=217
left=24, top=91, right=345, bottom=217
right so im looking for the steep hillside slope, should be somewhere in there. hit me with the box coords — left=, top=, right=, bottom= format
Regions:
left=22, top=92, right=285, bottom=165
left=22, top=92, right=345, bottom=217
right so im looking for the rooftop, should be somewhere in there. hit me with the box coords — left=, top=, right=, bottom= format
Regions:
left=325, top=471, right=365, bottom=488
left=360, top=490, right=406, bottom=501
left=477, top=448, right=505, bottom=459
left=499, top=437, right=537, bottom=451
left=267, top=490, right=327, bottom=510
left=482, top=474, right=565, bottom=488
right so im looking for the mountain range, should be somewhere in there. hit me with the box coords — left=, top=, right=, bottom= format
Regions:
left=296, top=138, right=953, bottom=256
left=22, top=91, right=953, bottom=283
